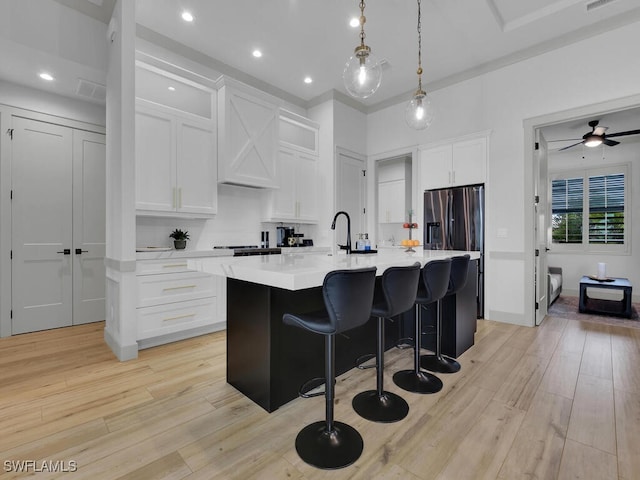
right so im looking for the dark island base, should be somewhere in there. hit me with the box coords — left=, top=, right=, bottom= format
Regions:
left=226, top=260, right=478, bottom=413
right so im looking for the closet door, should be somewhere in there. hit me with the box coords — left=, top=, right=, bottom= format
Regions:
left=11, top=117, right=73, bottom=334
left=72, top=130, right=106, bottom=325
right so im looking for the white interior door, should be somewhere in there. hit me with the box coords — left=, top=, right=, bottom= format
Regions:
left=336, top=149, right=366, bottom=248
left=72, top=130, right=106, bottom=325
left=534, top=130, right=549, bottom=325
left=11, top=117, right=73, bottom=334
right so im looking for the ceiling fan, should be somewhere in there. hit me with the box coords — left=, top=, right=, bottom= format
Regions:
left=550, top=120, right=640, bottom=151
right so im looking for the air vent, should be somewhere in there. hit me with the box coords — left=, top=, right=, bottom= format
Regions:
left=75, top=78, right=106, bottom=102
left=586, top=0, right=618, bottom=11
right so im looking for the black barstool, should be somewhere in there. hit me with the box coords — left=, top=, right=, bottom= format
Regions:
left=352, top=262, right=421, bottom=423
left=282, top=267, right=377, bottom=470
left=421, top=254, right=470, bottom=374
left=393, top=259, right=451, bottom=394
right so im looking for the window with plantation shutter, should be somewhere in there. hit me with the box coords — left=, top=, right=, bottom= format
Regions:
left=551, top=177, right=583, bottom=243
left=588, top=174, right=624, bottom=244
left=550, top=167, right=627, bottom=252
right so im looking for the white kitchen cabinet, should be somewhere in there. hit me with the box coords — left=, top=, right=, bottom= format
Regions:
left=378, top=180, right=406, bottom=223
left=217, top=77, right=279, bottom=188
left=378, top=157, right=411, bottom=223
left=265, top=111, right=320, bottom=223
left=135, top=102, right=217, bottom=217
left=135, top=62, right=217, bottom=218
left=420, top=136, right=487, bottom=190
left=266, top=147, right=319, bottom=223
left=136, top=258, right=225, bottom=347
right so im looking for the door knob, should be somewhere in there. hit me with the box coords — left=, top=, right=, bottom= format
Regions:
left=57, top=249, right=71, bottom=255
left=75, top=249, right=89, bottom=254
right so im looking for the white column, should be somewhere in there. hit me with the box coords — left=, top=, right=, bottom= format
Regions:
left=104, top=0, right=138, bottom=360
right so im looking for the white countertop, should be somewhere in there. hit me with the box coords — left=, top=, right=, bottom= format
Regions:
left=206, top=248, right=480, bottom=290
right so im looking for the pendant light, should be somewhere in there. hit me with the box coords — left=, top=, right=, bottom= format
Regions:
left=405, top=0, right=435, bottom=130
left=343, top=0, right=382, bottom=99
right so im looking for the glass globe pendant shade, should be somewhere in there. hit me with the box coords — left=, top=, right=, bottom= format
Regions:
left=405, top=90, right=434, bottom=130
left=343, top=46, right=382, bottom=99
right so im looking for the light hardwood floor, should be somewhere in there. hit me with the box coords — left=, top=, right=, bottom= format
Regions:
left=1, top=314, right=639, bottom=479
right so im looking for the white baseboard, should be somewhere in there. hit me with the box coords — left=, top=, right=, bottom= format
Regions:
left=104, top=327, right=139, bottom=361
left=137, top=321, right=226, bottom=350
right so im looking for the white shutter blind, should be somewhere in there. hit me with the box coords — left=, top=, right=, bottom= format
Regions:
left=588, top=173, right=624, bottom=244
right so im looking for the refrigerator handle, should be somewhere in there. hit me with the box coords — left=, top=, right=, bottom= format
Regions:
left=447, top=191, right=454, bottom=248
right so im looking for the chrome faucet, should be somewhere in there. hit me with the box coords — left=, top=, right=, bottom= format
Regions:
left=331, top=211, right=351, bottom=254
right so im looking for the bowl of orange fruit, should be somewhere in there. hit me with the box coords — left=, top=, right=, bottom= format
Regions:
left=400, top=239, right=420, bottom=252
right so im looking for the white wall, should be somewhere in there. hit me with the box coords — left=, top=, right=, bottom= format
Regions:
left=334, top=100, right=367, bottom=155
left=367, top=22, right=640, bottom=325
left=308, top=99, right=335, bottom=247
left=547, top=141, right=640, bottom=302
left=0, top=79, right=105, bottom=126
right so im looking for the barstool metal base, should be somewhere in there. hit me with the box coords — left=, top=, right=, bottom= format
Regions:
left=352, top=390, right=409, bottom=423
left=393, top=369, right=443, bottom=394
left=294, top=420, right=363, bottom=470
left=420, top=354, right=461, bottom=373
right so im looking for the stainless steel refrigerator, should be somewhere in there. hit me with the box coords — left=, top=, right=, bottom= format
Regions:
left=424, top=184, right=484, bottom=317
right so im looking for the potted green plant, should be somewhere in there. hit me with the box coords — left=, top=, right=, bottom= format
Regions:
left=169, top=229, right=190, bottom=250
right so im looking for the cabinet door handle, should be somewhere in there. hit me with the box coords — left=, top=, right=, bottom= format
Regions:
left=162, top=285, right=197, bottom=291
left=75, top=249, right=89, bottom=254
left=162, top=263, right=188, bottom=268
left=57, top=249, right=71, bottom=255
left=163, top=313, right=196, bottom=322
left=172, top=187, right=177, bottom=209
left=178, top=187, right=182, bottom=209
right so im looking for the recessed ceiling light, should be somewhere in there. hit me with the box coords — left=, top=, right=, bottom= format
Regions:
left=181, top=11, right=194, bottom=22
left=168, top=86, right=176, bottom=91
left=304, top=77, right=313, bottom=84
left=39, top=72, right=54, bottom=81
left=252, top=49, right=263, bottom=58
left=349, top=17, right=360, bottom=27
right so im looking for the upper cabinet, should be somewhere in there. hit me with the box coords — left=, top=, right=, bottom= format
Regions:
left=135, top=63, right=217, bottom=217
left=420, top=135, right=487, bottom=191
left=264, top=111, right=320, bottom=223
left=217, top=77, right=279, bottom=188
left=378, top=157, right=411, bottom=223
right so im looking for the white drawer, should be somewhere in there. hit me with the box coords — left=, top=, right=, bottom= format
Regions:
left=137, top=271, right=215, bottom=307
left=137, top=259, right=193, bottom=275
left=137, top=297, right=217, bottom=340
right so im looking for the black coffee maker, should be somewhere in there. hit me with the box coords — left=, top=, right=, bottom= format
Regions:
left=276, top=226, right=295, bottom=247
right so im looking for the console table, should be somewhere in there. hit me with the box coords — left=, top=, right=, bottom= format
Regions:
left=578, top=276, right=633, bottom=318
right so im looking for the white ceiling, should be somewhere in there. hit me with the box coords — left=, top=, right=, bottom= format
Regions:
left=133, top=0, right=640, bottom=108
left=2, top=0, right=640, bottom=113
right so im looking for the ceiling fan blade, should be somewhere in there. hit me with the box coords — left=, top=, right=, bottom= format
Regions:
left=558, top=141, right=583, bottom=151
left=605, top=129, right=640, bottom=138
left=547, top=138, right=581, bottom=143
left=603, top=139, right=620, bottom=147
left=592, top=126, right=608, bottom=136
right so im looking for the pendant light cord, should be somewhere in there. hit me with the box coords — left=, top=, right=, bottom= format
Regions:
left=416, top=0, right=423, bottom=92
left=359, top=0, right=367, bottom=47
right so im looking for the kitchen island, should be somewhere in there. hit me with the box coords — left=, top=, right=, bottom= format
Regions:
left=213, top=249, right=480, bottom=412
